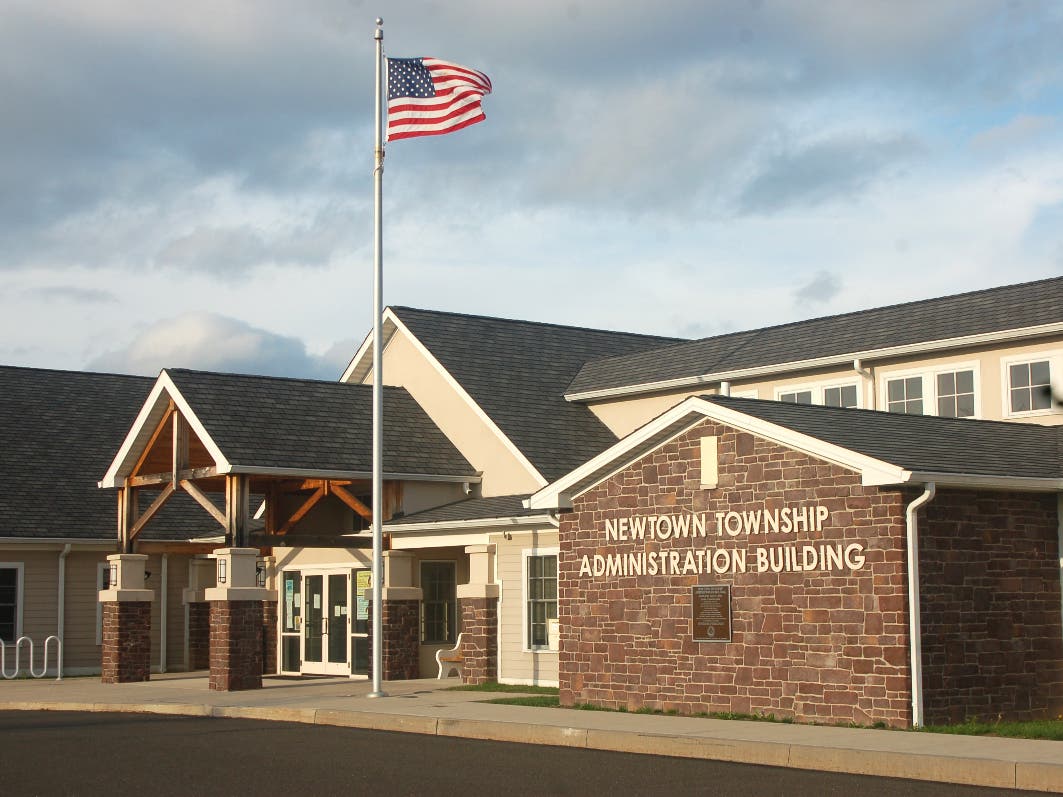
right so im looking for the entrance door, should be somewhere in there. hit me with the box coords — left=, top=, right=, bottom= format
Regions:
left=301, top=571, right=350, bottom=676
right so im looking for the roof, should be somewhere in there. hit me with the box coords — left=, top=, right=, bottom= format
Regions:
left=385, top=494, right=543, bottom=527
left=0, top=366, right=214, bottom=541
left=529, top=395, right=1063, bottom=509
left=566, top=275, right=1063, bottom=399
left=390, top=307, right=683, bottom=481
left=161, top=369, right=477, bottom=477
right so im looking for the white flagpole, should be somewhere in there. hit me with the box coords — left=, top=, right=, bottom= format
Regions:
left=368, top=16, right=386, bottom=699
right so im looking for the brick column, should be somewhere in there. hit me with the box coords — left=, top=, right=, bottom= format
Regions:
left=205, top=548, right=276, bottom=691
left=364, top=551, right=422, bottom=681
left=98, top=554, right=154, bottom=683
left=182, top=557, right=215, bottom=671
left=456, top=544, right=499, bottom=685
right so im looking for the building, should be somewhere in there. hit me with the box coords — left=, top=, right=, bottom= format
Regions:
left=3, top=276, right=1061, bottom=726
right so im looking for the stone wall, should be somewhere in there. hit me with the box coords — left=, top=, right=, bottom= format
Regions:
left=187, top=602, right=210, bottom=670
left=101, top=601, right=151, bottom=683
left=459, top=597, right=498, bottom=685
left=209, top=601, right=263, bottom=691
left=560, top=419, right=914, bottom=727
left=368, top=599, right=420, bottom=680
left=920, top=489, right=1063, bottom=723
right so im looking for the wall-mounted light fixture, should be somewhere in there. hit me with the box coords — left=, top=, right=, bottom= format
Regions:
left=255, top=561, right=266, bottom=588
left=109, top=563, right=118, bottom=588
left=217, top=559, right=227, bottom=584
left=144, top=570, right=152, bottom=583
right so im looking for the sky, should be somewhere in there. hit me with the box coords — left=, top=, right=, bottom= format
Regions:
left=2, top=0, right=1062, bottom=379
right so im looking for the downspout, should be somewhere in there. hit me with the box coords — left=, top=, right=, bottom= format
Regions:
left=905, top=483, right=936, bottom=728
left=719, top=381, right=731, bottom=397
left=57, top=544, right=72, bottom=679
left=854, top=359, right=875, bottom=410
left=159, top=554, right=168, bottom=673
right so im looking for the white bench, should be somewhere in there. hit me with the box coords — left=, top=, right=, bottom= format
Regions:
left=435, top=633, right=464, bottom=679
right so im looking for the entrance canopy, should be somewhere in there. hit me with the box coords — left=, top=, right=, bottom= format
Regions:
left=99, top=369, right=479, bottom=551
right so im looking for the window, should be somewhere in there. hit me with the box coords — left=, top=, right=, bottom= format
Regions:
left=887, top=376, right=923, bottom=414
left=824, top=384, right=859, bottom=408
left=420, top=562, right=456, bottom=644
left=96, top=563, right=110, bottom=645
left=936, top=370, right=975, bottom=418
left=1008, top=360, right=1052, bottom=414
left=779, top=390, right=812, bottom=404
left=0, top=565, right=22, bottom=643
left=526, top=554, right=557, bottom=649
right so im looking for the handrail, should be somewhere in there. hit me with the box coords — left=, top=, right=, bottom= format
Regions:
left=0, top=636, right=63, bottom=680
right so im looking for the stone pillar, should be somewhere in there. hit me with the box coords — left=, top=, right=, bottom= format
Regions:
left=99, top=554, right=154, bottom=683
left=205, top=548, right=276, bottom=691
left=182, top=557, right=215, bottom=671
left=457, top=544, right=499, bottom=685
left=366, top=551, right=422, bottom=681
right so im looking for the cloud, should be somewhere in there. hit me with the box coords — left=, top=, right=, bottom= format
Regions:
left=971, top=115, right=1055, bottom=152
left=23, top=286, right=117, bottom=304
left=738, top=134, right=922, bottom=214
left=87, top=312, right=341, bottom=378
left=793, top=270, right=842, bottom=304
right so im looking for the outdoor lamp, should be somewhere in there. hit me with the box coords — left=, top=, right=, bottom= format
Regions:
left=217, top=559, right=227, bottom=584
left=109, top=563, right=117, bottom=588
left=255, top=562, right=266, bottom=588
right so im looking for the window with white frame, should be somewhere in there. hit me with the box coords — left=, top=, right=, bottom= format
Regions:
left=0, top=564, right=22, bottom=643
left=525, top=553, right=557, bottom=650
left=778, top=390, right=812, bottom=404
left=96, top=563, right=110, bottom=645
left=1008, top=360, right=1052, bottom=414
left=936, top=369, right=975, bottom=418
left=886, top=376, right=923, bottom=414
left=420, top=561, right=456, bottom=644
left=823, top=384, right=859, bottom=408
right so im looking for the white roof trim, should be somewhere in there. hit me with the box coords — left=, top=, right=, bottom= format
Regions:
left=346, top=308, right=548, bottom=489
left=565, top=321, right=1063, bottom=402
left=527, top=396, right=909, bottom=510
left=230, top=466, right=481, bottom=483
left=99, top=371, right=231, bottom=489
left=385, top=513, right=555, bottom=533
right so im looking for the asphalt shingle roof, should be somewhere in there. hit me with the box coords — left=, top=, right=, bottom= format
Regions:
left=568, top=276, right=1063, bottom=396
left=385, top=494, right=542, bottom=526
left=705, top=395, right=1063, bottom=480
left=165, top=369, right=476, bottom=477
left=391, top=307, right=682, bottom=481
left=0, top=366, right=213, bottom=540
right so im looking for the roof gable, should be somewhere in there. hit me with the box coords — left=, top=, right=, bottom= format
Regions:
left=567, top=275, right=1063, bottom=398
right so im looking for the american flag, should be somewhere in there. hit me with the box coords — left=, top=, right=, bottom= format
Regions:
left=386, top=57, right=492, bottom=142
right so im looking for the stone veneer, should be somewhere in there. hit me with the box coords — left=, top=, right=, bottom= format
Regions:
left=920, top=489, right=1063, bottom=723
left=101, top=602, right=151, bottom=683
left=560, top=419, right=914, bottom=727
left=209, top=601, right=264, bottom=691
left=459, top=597, right=498, bottom=685
left=187, top=602, right=210, bottom=670
left=368, top=600, right=420, bottom=680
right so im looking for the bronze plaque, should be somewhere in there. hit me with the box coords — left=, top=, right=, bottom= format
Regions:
left=691, top=585, right=731, bottom=642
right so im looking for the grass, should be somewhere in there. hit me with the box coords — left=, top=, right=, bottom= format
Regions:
left=446, top=680, right=559, bottom=696
left=471, top=689, right=1063, bottom=741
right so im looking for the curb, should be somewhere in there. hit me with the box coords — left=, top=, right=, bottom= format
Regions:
left=1, top=701, right=1059, bottom=793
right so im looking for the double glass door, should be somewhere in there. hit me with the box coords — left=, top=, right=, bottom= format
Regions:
left=281, top=568, right=369, bottom=677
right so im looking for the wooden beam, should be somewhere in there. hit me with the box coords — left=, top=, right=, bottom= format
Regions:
left=226, top=474, right=250, bottom=547
left=276, top=485, right=325, bottom=536
left=247, top=533, right=372, bottom=549
left=132, top=541, right=223, bottom=555
left=172, top=411, right=189, bottom=484
left=330, top=482, right=373, bottom=521
left=129, top=482, right=176, bottom=542
left=128, top=466, right=219, bottom=488
left=118, top=487, right=138, bottom=553
left=180, top=479, right=227, bottom=529
left=131, top=402, right=175, bottom=479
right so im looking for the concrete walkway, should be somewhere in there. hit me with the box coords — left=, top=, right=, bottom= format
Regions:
left=1, top=674, right=1059, bottom=793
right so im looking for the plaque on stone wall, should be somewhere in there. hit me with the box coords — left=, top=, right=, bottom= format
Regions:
left=692, top=585, right=731, bottom=642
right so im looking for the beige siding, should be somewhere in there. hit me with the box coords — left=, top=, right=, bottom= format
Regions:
left=360, top=329, right=544, bottom=496
left=587, top=333, right=1063, bottom=436
left=493, top=528, right=558, bottom=686
left=402, top=482, right=469, bottom=516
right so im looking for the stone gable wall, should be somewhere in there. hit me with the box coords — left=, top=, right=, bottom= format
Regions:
left=559, top=419, right=915, bottom=727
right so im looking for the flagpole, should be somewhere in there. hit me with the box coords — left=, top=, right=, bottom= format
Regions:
left=368, top=15, right=386, bottom=699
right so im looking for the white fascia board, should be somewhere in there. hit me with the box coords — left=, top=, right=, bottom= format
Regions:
left=528, top=396, right=910, bottom=509
left=228, top=466, right=481, bottom=483
left=99, top=371, right=231, bottom=488
left=339, top=312, right=397, bottom=384
left=0, top=538, right=119, bottom=549
left=386, top=313, right=548, bottom=488
left=565, top=322, right=1063, bottom=402
left=389, top=531, right=492, bottom=550
left=898, top=471, right=1063, bottom=492
left=385, top=514, right=555, bottom=534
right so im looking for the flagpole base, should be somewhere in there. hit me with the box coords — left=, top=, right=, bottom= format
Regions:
left=367, top=690, right=388, bottom=699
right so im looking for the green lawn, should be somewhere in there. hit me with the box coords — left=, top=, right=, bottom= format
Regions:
left=921, top=719, right=1063, bottom=741
left=446, top=681, right=559, bottom=696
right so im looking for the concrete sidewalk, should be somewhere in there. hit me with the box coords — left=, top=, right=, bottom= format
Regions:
left=1, top=674, right=1059, bottom=793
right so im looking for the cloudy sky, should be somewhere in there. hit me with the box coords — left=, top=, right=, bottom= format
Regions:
left=2, top=0, right=1061, bottom=378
